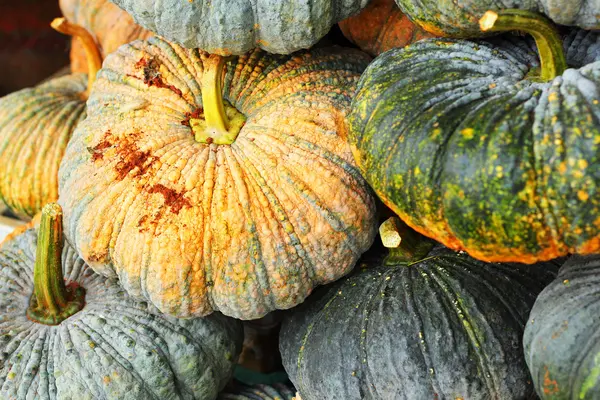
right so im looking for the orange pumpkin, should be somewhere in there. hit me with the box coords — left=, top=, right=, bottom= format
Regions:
left=59, top=0, right=152, bottom=73
left=339, top=0, right=434, bottom=56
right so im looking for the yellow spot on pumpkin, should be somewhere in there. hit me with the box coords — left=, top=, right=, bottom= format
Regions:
left=558, top=162, right=567, bottom=174
left=89, top=341, right=96, bottom=349
left=594, top=99, right=599, bottom=105
left=551, top=116, right=558, bottom=125
left=578, top=159, right=589, bottom=169
left=548, top=92, right=558, bottom=102
left=103, top=376, right=111, bottom=384
left=460, top=128, right=475, bottom=139
left=563, top=279, right=570, bottom=285
left=578, top=191, right=589, bottom=201
left=488, top=83, right=496, bottom=89
left=543, top=366, right=560, bottom=394
left=7, top=372, right=15, bottom=380
left=414, top=167, right=421, bottom=176
left=573, top=170, right=584, bottom=179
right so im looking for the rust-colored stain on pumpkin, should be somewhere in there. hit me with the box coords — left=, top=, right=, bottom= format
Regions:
left=543, top=366, right=560, bottom=394
left=88, top=130, right=114, bottom=162
left=181, top=107, right=204, bottom=128
left=147, top=184, right=191, bottom=214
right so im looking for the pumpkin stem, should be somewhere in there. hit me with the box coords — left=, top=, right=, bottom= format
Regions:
left=194, top=54, right=246, bottom=145
left=27, top=203, right=85, bottom=325
left=479, top=10, right=567, bottom=81
left=51, top=17, right=102, bottom=96
left=380, top=217, right=434, bottom=265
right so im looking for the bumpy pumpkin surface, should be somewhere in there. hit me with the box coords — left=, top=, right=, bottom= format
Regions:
left=58, top=37, right=377, bottom=319
left=524, top=254, right=600, bottom=399
left=349, top=19, right=600, bottom=263
left=110, top=0, right=370, bottom=55
left=280, top=232, right=560, bottom=399
left=59, top=0, right=152, bottom=73
left=0, top=207, right=243, bottom=400
left=0, top=74, right=87, bottom=217
left=395, top=0, right=600, bottom=37
left=339, top=0, right=434, bottom=56
left=219, top=383, right=296, bottom=399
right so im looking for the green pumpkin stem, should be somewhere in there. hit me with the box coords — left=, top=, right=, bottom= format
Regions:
left=27, top=203, right=85, bottom=325
left=194, top=54, right=246, bottom=144
left=479, top=10, right=567, bottom=81
left=380, top=217, right=434, bottom=265
left=51, top=17, right=102, bottom=97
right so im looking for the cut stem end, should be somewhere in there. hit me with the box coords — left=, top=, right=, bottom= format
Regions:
left=380, top=217, right=434, bottom=265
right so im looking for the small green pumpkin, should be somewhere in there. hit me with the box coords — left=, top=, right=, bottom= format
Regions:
left=219, top=382, right=296, bottom=399
left=110, top=0, right=370, bottom=55
left=0, top=203, right=243, bottom=399
left=349, top=10, right=600, bottom=263
left=524, top=254, right=600, bottom=399
left=58, top=37, right=377, bottom=319
left=0, top=18, right=100, bottom=217
left=395, top=0, right=600, bottom=37
left=280, top=217, right=560, bottom=399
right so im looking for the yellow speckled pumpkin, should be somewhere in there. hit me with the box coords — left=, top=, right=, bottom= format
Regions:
left=59, top=0, right=152, bottom=73
left=339, top=0, right=435, bottom=56
left=0, top=18, right=100, bottom=217
left=58, top=37, right=378, bottom=320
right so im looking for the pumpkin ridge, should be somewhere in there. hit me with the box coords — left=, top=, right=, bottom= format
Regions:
left=425, top=264, right=498, bottom=396
left=60, top=327, right=106, bottom=397
left=74, top=320, right=165, bottom=399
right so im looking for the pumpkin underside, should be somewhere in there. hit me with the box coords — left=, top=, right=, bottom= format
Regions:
left=111, top=0, right=370, bottom=55
left=0, top=74, right=87, bottom=217
left=280, top=247, right=559, bottom=399
left=0, top=228, right=243, bottom=399
left=349, top=37, right=600, bottom=263
left=58, top=37, right=377, bottom=319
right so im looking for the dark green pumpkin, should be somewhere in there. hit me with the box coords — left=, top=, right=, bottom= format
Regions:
left=219, top=382, right=296, bottom=399
left=349, top=11, right=600, bottom=264
left=0, top=204, right=244, bottom=399
left=395, top=0, right=600, bottom=37
left=280, top=218, right=560, bottom=399
left=524, top=254, right=600, bottom=399
left=111, top=0, right=370, bottom=55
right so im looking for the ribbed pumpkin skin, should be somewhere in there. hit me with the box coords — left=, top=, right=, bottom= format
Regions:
left=58, top=37, right=377, bottom=319
left=395, top=0, right=600, bottom=37
left=219, top=383, right=296, bottom=399
left=59, top=0, right=152, bottom=73
left=0, top=228, right=243, bottom=400
left=339, top=0, right=434, bottom=56
left=349, top=35, right=600, bottom=264
left=524, top=254, right=600, bottom=399
left=0, top=74, right=87, bottom=217
left=110, top=0, right=370, bottom=55
left=280, top=246, right=560, bottom=400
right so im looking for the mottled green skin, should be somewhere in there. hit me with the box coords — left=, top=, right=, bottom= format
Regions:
left=349, top=34, right=600, bottom=263
left=0, top=74, right=87, bottom=217
left=218, top=383, right=296, bottom=399
left=524, top=254, right=600, bottom=399
left=0, top=228, right=243, bottom=400
left=395, top=0, right=600, bottom=37
left=111, top=0, right=369, bottom=55
left=280, top=246, right=560, bottom=399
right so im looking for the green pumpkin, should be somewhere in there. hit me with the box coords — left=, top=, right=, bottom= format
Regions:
left=110, top=0, right=370, bottom=55
left=349, top=10, right=600, bottom=264
left=219, top=382, right=296, bottom=399
left=524, top=254, right=600, bottom=399
left=280, top=217, right=560, bottom=399
left=395, top=0, right=600, bottom=36
left=0, top=18, right=101, bottom=218
left=0, top=203, right=243, bottom=399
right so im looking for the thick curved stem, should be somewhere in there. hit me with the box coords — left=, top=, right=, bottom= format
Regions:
left=27, top=203, right=85, bottom=325
left=51, top=17, right=102, bottom=96
left=380, top=217, right=434, bottom=265
left=479, top=9, right=567, bottom=81
left=202, top=54, right=229, bottom=134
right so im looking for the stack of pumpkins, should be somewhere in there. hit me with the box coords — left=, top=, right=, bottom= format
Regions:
left=0, top=0, right=598, bottom=398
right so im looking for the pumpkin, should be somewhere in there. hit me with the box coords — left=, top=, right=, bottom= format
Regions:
left=59, top=0, right=152, bottom=74
left=349, top=10, right=600, bottom=264
left=280, top=217, right=560, bottom=400
left=0, top=18, right=101, bottom=218
left=394, top=0, right=600, bottom=37
left=339, top=0, right=435, bottom=56
left=57, top=37, right=377, bottom=319
left=0, top=203, right=243, bottom=399
left=523, top=254, right=600, bottom=399
left=110, top=0, right=370, bottom=55
left=219, top=382, right=296, bottom=400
